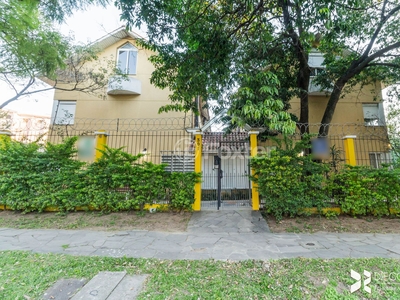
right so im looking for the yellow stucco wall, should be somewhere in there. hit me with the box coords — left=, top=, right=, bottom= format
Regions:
left=258, top=82, right=389, bottom=167
left=289, top=81, right=382, bottom=124
left=53, top=37, right=184, bottom=120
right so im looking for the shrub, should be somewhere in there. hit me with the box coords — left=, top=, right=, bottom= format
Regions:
left=0, top=140, right=199, bottom=212
left=167, top=172, right=201, bottom=210
left=251, top=137, right=329, bottom=220
left=82, top=146, right=144, bottom=211
left=328, top=165, right=400, bottom=216
left=0, top=137, right=84, bottom=212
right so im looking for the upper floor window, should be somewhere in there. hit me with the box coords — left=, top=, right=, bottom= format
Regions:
left=363, top=103, right=385, bottom=126
left=310, top=67, right=324, bottom=77
left=117, top=43, right=138, bottom=75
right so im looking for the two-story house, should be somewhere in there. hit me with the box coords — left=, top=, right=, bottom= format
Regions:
left=49, top=28, right=391, bottom=168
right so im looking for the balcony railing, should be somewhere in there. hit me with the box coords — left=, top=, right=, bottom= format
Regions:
left=107, top=76, right=141, bottom=95
left=308, top=77, right=333, bottom=95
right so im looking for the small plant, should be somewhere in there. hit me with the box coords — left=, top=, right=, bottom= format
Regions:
left=136, top=211, right=146, bottom=217
left=286, top=225, right=301, bottom=233
left=303, top=224, right=313, bottom=231
left=328, top=145, right=345, bottom=174
left=324, top=210, right=339, bottom=220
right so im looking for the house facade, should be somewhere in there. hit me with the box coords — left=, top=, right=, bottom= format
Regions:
left=44, top=28, right=394, bottom=210
left=49, top=29, right=391, bottom=169
left=51, top=27, right=186, bottom=122
left=49, top=28, right=195, bottom=163
left=258, top=50, right=391, bottom=168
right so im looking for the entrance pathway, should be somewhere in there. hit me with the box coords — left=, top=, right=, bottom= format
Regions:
left=187, top=210, right=270, bottom=233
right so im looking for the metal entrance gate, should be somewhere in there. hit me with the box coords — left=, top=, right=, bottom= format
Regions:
left=201, top=140, right=252, bottom=210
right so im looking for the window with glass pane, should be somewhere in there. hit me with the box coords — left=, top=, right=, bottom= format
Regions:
left=117, top=43, right=138, bottom=74
left=53, top=101, right=76, bottom=125
left=310, top=68, right=324, bottom=77
left=363, top=103, right=380, bottom=126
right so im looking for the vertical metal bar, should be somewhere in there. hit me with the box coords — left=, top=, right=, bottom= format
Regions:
left=247, top=144, right=252, bottom=205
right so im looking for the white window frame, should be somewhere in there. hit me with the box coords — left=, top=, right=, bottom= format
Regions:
left=117, top=43, right=138, bottom=75
left=369, top=152, right=392, bottom=169
left=310, top=67, right=324, bottom=77
left=51, top=100, right=76, bottom=125
left=363, top=103, right=385, bottom=126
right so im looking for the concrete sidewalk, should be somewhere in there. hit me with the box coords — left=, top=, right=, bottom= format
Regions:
left=1, top=227, right=400, bottom=260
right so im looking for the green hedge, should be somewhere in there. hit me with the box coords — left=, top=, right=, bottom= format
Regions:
left=0, top=138, right=200, bottom=212
left=251, top=137, right=400, bottom=220
left=251, top=139, right=330, bottom=220
left=328, top=165, right=400, bottom=216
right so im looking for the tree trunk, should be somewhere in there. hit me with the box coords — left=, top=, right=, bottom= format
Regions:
left=279, top=0, right=310, bottom=135
left=298, top=65, right=310, bottom=135
left=318, top=81, right=345, bottom=137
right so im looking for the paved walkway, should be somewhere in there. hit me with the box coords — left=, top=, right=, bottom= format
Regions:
left=0, top=211, right=400, bottom=260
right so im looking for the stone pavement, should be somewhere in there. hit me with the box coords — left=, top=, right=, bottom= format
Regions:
left=0, top=210, right=400, bottom=260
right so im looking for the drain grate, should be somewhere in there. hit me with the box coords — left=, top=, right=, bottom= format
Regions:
left=300, top=241, right=325, bottom=249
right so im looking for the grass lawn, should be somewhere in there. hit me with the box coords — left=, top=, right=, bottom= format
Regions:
left=0, top=251, right=399, bottom=299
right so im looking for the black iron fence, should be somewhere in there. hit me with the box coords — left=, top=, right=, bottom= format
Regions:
left=5, top=117, right=194, bottom=165
left=3, top=119, right=397, bottom=169
left=259, top=123, right=395, bottom=168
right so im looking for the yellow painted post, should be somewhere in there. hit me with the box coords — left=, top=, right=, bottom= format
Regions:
left=94, top=130, right=108, bottom=161
left=193, top=131, right=203, bottom=211
left=249, top=131, right=260, bottom=210
left=343, top=135, right=357, bottom=166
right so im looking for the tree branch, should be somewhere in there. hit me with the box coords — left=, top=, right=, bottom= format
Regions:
left=227, top=0, right=264, bottom=38
left=367, top=62, right=400, bottom=69
left=0, top=77, right=35, bottom=109
left=362, top=3, right=400, bottom=58
left=363, top=41, right=400, bottom=67
left=3, top=74, right=18, bottom=95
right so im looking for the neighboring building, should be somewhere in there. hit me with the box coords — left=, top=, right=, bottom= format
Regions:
left=0, top=110, right=50, bottom=143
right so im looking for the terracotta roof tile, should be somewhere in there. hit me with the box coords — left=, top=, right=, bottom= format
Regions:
left=202, top=132, right=249, bottom=152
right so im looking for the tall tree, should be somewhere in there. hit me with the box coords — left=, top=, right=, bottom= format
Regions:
left=0, top=0, right=112, bottom=109
left=116, top=0, right=400, bottom=136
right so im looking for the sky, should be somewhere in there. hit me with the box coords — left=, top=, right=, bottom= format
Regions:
left=0, top=4, right=128, bottom=117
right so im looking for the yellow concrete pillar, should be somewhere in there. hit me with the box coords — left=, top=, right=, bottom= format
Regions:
left=343, top=135, right=357, bottom=166
left=193, top=132, right=203, bottom=211
left=94, top=130, right=108, bottom=161
left=249, top=131, right=260, bottom=211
